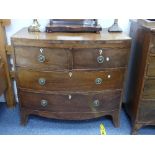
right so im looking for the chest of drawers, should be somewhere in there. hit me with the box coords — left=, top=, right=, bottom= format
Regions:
left=125, top=20, right=155, bottom=134
left=11, top=28, right=131, bottom=126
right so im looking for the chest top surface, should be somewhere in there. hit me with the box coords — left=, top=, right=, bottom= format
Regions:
left=11, top=28, right=131, bottom=42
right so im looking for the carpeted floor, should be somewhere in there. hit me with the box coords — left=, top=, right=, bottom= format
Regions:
left=0, top=102, right=154, bottom=135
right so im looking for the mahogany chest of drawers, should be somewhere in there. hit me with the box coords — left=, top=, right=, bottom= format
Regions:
left=124, top=20, right=155, bottom=134
left=11, top=28, right=131, bottom=126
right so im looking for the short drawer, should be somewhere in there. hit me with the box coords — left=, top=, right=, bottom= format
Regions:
left=15, top=47, right=69, bottom=70
left=17, top=68, right=125, bottom=92
left=149, top=46, right=155, bottom=54
left=0, top=63, right=7, bottom=95
left=147, top=56, right=155, bottom=77
left=19, top=90, right=121, bottom=112
left=138, top=100, right=155, bottom=123
left=149, top=35, right=155, bottom=54
left=73, top=48, right=129, bottom=69
left=143, top=78, right=155, bottom=99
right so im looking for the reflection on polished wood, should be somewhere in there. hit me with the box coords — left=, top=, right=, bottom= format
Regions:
left=12, top=28, right=130, bottom=42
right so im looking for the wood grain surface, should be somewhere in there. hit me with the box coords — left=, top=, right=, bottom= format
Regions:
left=11, top=28, right=131, bottom=126
left=17, top=68, right=125, bottom=92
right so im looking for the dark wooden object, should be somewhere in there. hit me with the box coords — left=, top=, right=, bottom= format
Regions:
left=0, top=62, right=7, bottom=95
left=11, top=28, right=131, bottom=126
left=0, top=19, right=15, bottom=107
left=124, top=19, right=155, bottom=134
left=46, top=19, right=102, bottom=33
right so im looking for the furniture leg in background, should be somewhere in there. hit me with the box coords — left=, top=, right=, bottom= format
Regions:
left=0, top=19, right=15, bottom=107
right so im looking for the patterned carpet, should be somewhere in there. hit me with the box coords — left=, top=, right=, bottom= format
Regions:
left=0, top=102, right=154, bottom=135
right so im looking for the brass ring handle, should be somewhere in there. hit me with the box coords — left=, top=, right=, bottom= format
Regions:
left=41, top=100, right=48, bottom=107
left=97, top=55, right=104, bottom=63
left=93, top=100, right=100, bottom=107
left=95, top=78, right=103, bottom=85
left=38, top=54, right=46, bottom=63
left=38, top=78, right=46, bottom=86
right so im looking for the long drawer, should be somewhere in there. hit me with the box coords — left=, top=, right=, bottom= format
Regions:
left=19, top=90, right=121, bottom=112
left=17, top=68, right=125, bottom=92
left=15, top=47, right=129, bottom=70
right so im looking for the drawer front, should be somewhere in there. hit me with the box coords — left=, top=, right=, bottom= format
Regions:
left=19, top=90, right=121, bottom=112
left=0, top=63, right=7, bottom=95
left=73, top=48, right=129, bottom=69
left=149, top=35, right=155, bottom=54
left=17, top=68, right=125, bottom=91
left=138, top=100, right=155, bottom=123
left=147, top=56, right=155, bottom=77
left=143, top=78, right=155, bottom=99
left=149, top=46, right=155, bottom=54
left=15, top=47, right=69, bottom=70
left=15, top=47, right=129, bottom=71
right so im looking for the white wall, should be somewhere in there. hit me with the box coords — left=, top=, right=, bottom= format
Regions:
left=0, top=19, right=130, bottom=102
left=6, top=19, right=130, bottom=44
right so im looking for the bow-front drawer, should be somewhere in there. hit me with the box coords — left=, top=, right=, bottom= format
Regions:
left=19, top=90, right=121, bottom=113
left=14, top=46, right=129, bottom=71
left=14, top=47, right=69, bottom=70
left=17, top=68, right=125, bottom=91
left=73, top=48, right=129, bottom=69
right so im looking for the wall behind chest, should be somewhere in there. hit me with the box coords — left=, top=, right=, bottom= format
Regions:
left=6, top=19, right=130, bottom=44
left=0, top=19, right=130, bottom=102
